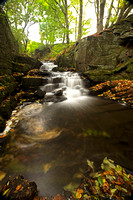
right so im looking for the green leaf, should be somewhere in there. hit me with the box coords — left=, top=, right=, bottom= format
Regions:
left=98, top=176, right=103, bottom=186
left=101, top=157, right=115, bottom=170
left=87, top=160, right=94, bottom=169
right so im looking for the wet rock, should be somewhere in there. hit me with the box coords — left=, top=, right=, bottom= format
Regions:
left=22, top=77, right=44, bottom=89
left=53, top=77, right=62, bottom=84
left=37, top=70, right=51, bottom=76
left=0, top=97, right=17, bottom=119
left=44, top=92, right=54, bottom=102
left=62, top=86, right=67, bottom=91
left=0, top=116, right=6, bottom=132
left=40, top=64, right=47, bottom=71
left=42, top=78, right=48, bottom=85
left=74, top=85, right=81, bottom=89
left=0, top=175, right=37, bottom=200
left=52, top=67, right=66, bottom=72
left=36, top=88, right=46, bottom=98
left=54, top=88, right=63, bottom=96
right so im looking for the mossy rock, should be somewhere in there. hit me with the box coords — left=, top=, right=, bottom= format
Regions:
left=0, top=75, right=18, bottom=103
left=0, top=116, right=6, bottom=132
left=12, top=62, right=33, bottom=74
left=0, top=96, right=17, bottom=119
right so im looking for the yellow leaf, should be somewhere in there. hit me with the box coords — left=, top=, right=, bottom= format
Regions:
left=43, top=163, right=52, bottom=174
left=3, top=189, right=10, bottom=196
left=76, top=192, right=82, bottom=199
left=0, top=171, right=6, bottom=181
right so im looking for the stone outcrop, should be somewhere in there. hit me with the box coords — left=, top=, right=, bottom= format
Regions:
left=0, top=8, right=42, bottom=132
left=56, top=14, right=133, bottom=84
left=0, top=8, right=19, bottom=75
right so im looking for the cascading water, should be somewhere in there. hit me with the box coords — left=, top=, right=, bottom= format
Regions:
left=39, top=62, right=88, bottom=102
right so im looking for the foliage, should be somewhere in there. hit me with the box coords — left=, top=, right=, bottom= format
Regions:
left=27, top=41, right=42, bottom=54
left=90, top=80, right=133, bottom=107
left=4, top=0, right=40, bottom=52
left=73, top=157, right=133, bottom=199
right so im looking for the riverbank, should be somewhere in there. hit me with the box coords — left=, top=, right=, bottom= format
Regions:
left=89, top=80, right=133, bottom=107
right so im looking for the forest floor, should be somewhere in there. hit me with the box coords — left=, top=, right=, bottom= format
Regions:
left=89, top=80, right=133, bottom=108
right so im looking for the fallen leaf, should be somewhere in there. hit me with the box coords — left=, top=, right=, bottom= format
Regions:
left=43, top=163, right=52, bottom=174
left=0, top=171, right=6, bottom=181
left=16, top=184, right=22, bottom=191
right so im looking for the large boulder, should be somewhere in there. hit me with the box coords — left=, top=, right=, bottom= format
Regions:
left=56, top=14, right=133, bottom=83
left=74, top=15, right=133, bottom=72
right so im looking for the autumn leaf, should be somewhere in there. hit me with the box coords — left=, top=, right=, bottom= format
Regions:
left=43, top=163, right=52, bottom=174
left=16, top=184, right=22, bottom=191
left=0, top=171, right=6, bottom=181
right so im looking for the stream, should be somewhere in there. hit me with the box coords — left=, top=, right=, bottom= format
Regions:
left=0, top=62, right=133, bottom=196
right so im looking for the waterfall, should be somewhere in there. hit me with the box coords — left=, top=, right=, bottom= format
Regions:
left=39, top=62, right=88, bottom=102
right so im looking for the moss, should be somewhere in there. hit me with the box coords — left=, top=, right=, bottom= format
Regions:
left=12, top=62, right=33, bottom=74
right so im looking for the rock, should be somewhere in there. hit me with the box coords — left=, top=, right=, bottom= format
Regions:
left=12, top=62, right=33, bottom=74
left=0, top=116, right=6, bottom=132
left=52, top=67, right=66, bottom=72
left=40, top=64, right=47, bottom=71
left=74, top=85, right=81, bottom=89
left=0, top=97, right=17, bottom=119
left=54, top=88, right=63, bottom=96
left=55, top=14, right=133, bottom=83
left=55, top=45, right=75, bottom=68
left=44, top=92, right=54, bottom=102
left=34, top=46, right=51, bottom=59
left=0, top=8, right=19, bottom=75
left=22, top=76, right=44, bottom=89
left=37, top=70, right=51, bottom=76
left=0, top=175, right=37, bottom=200
left=53, top=77, right=62, bottom=83
left=13, top=55, right=42, bottom=69
left=62, top=86, right=67, bottom=91
left=36, top=88, right=46, bottom=98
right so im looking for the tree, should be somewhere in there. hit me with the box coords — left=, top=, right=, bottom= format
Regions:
left=94, top=0, right=106, bottom=32
left=93, top=0, right=133, bottom=32
left=78, top=0, right=83, bottom=40
left=4, top=0, right=40, bottom=51
left=44, top=0, right=70, bottom=44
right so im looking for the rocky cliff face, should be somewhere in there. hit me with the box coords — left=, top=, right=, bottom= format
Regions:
left=0, top=8, right=42, bottom=132
left=56, top=14, right=133, bottom=83
left=0, top=8, right=19, bottom=75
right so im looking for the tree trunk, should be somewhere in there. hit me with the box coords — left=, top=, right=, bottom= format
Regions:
left=95, top=0, right=106, bottom=32
left=95, top=0, right=100, bottom=32
left=105, top=0, right=114, bottom=29
left=116, top=3, right=129, bottom=23
left=99, top=0, right=106, bottom=32
left=75, top=17, right=78, bottom=41
left=62, top=32, right=65, bottom=44
left=77, top=0, right=83, bottom=41
left=64, top=0, right=69, bottom=44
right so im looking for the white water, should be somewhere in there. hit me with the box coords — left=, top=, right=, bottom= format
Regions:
left=40, top=62, right=88, bottom=100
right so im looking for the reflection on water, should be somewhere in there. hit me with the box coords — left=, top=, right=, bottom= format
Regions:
left=0, top=96, right=133, bottom=196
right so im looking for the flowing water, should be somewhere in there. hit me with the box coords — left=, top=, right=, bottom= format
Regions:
left=1, top=62, right=133, bottom=196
